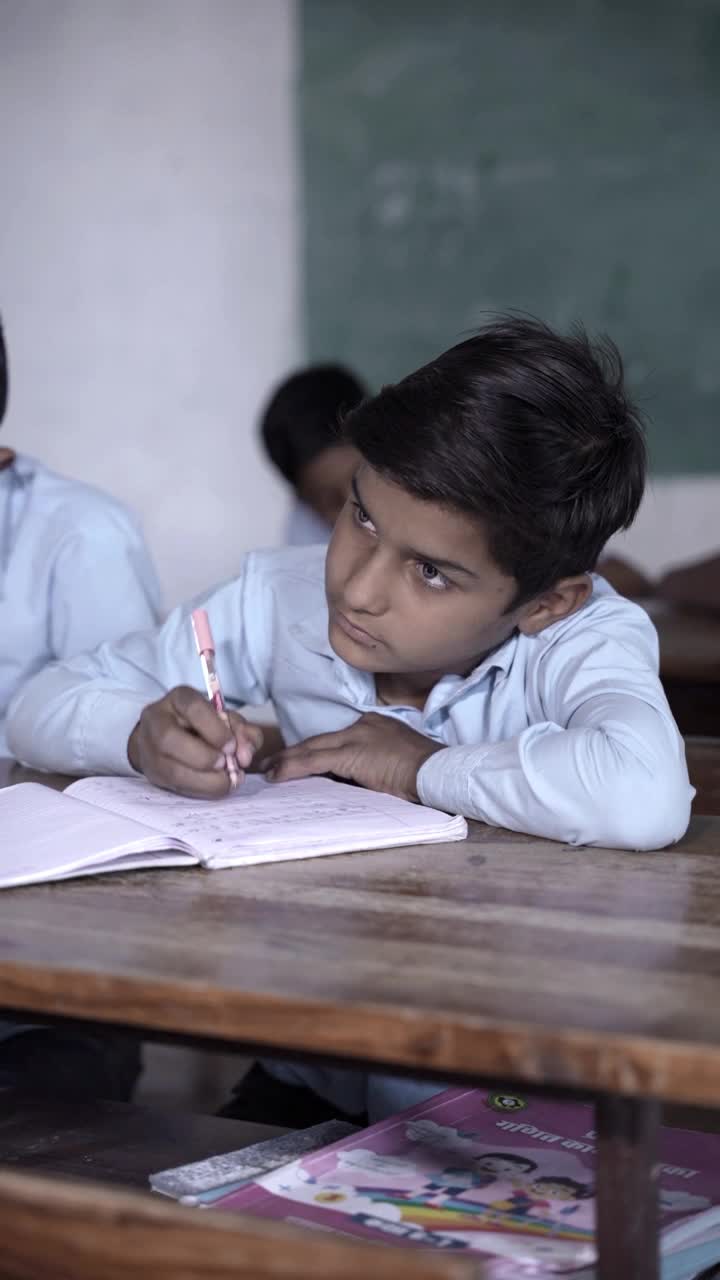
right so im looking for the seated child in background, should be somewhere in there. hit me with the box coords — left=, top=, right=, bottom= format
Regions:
left=259, top=363, right=368, bottom=545
left=0, top=312, right=161, bottom=1101
left=7, top=315, right=693, bottom=1124
left=0, top=314, right=161, bottom=751
left=601, top=551, right=720, bottom=612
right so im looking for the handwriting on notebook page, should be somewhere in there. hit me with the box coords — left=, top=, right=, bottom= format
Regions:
left=68, top=775, right=423, bottom=857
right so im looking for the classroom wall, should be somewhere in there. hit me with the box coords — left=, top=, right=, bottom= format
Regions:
left=301, top=0, right=720, bottom=575
left=2, top=0, right=716, bottom=599
left=0, top=0, right=300, bottom=609
left=606, top=477, right=720, bottom=578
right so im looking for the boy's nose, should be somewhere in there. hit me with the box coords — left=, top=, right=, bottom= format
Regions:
left=343, top=550, right=390, bottom=616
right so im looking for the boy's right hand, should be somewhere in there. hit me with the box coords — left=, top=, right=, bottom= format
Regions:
left=127, top=686, right=264, bottom=798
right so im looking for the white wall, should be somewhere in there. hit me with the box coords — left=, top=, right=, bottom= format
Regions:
left=606, top=478, right=719, bottom=577
left=0, top=0, right=299, bottom=609
left=0, top=0, right=715, bottom=603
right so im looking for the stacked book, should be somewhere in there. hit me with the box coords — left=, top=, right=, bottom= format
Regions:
left=151, top=1087, right=720, bottom=1278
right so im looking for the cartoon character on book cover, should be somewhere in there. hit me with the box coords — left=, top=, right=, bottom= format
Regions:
left=235, top=1089, right=720, bottom=1270
left=261, top=1112, right=597, bottom=1259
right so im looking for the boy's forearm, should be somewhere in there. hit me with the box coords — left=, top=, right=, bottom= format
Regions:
left=7, top=666, right=146, bottom=777
left=417, top=709, right=692, bottom=851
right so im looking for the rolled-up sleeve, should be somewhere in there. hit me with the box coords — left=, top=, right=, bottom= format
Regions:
left=417, top=621, right=693, bottom=851
left=7, top=554, right=272, bottom=777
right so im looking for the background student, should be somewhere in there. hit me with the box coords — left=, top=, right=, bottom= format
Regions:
left=259, top=363, right=368, bottom=546
left=0, top=314, right=162, bottom=754
left=0, top=312, right=162, bottom=1100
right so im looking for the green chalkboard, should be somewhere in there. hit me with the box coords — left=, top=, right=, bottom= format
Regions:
left=301, top=0, right=720, bottom=473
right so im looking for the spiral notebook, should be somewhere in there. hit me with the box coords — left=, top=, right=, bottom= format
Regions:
left=0, top=775, right=467, bottom=889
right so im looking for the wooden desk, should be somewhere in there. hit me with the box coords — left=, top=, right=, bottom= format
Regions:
left=2, top=766, right=720, bottom=1279
left=686, top=736, right=720, bottom=816
left=645, top=600, right=720, bottom=735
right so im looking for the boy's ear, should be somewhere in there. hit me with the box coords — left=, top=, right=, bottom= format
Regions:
left=517, top=574, right=593, bottom=636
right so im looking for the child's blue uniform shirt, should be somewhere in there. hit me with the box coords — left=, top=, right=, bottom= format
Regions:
left=0, top=453, right=161, bottom=1046
left=0, top=454, right=161, bottom=755
left=8, top=541, right=692, bottom=853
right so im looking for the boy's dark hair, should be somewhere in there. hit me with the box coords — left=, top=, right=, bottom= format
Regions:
left=260, top=364, right=367, bottom=487
left=0, top=316, right=7, bottom=426
left=344, top=316, right=646, bottom=606
left=532, top=1175, right=594, bottom=1199
left=475, top=1152, right=537, bottom=1173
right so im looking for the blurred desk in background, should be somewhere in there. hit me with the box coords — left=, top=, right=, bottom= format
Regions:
left=642, top=600, right=720, bottom=737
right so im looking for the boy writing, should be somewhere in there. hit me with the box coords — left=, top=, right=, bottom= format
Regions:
left=7, top=316, right=692, bottom=1120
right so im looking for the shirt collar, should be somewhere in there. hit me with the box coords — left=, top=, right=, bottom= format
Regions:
left=292, top=604, right=376, bottom=706
left=291, top=604, right=336, bottom=659
left=292, top=602, right=521, bottom=683
left=0, top=452, right=36, bottom=486
left=466, top=628, right=520, bottom=682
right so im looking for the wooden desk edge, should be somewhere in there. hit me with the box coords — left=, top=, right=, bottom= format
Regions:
left=0, top=1167, right=487, bottom=1280
left=3, top=960, right=720, bottom=1111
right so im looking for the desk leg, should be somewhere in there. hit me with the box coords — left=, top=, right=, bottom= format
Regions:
left=595, top=1094, right=660, bottom=1280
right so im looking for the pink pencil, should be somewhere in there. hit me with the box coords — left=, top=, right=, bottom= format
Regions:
left=191, top=608, right=241, bottom=789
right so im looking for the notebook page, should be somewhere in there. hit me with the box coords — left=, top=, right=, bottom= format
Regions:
left=67, top=775, right=467, bottom=867
left=0, top=783, right=196, bottom=888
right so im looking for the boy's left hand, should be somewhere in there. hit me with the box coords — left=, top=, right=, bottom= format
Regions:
left=261, top=712, right=443, bottom=803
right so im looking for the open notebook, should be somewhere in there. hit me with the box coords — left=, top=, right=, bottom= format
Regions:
left=0, top=775, right=467, bottom=889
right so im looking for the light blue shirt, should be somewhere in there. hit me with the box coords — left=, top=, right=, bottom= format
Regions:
left=7, top=542, right=692, bottom=851
left=0, top=453, right=161, bottom=1047
left=0, top=454, right=161, bottom=756
left=6, top=543, right=693, bottom=1115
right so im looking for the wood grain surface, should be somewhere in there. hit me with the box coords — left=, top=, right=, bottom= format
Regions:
left=0, top=1168, right=486, bottom=1280
left=0, top=1096, right=284, bottom=1189
left=2, top=763, right=720, bottom=1107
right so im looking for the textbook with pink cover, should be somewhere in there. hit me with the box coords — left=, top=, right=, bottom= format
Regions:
left=214, top=1087, right=720, bottom=1277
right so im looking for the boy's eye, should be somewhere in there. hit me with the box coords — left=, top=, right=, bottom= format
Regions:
left=352, top=501, right=376, bottom=531
left=417, top=561, right=450, bottom=591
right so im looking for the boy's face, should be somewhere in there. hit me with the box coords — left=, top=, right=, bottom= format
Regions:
left=325, top=465, right=523, bottom=678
